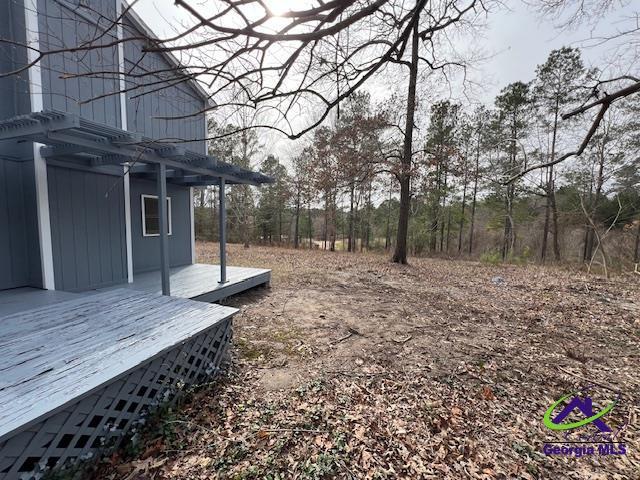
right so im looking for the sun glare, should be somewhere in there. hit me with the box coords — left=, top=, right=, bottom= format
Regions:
left=262, top=0, right=295, bottom=17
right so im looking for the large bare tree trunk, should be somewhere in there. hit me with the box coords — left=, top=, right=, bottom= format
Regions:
left=550, top=102, right=561, bottom=261
left=385, top=178, right=392, bottom=250
left=439, top=179, right=447, bottom=252
left=392, top=23, right=419, bottom=265
left=584, top=143, right=606, bottom=262
left=348, top=184, right=355, bottom=252
left=634, top=221, right=640, bottom=265
left=502, top=181, right=517, bottom=261
left=294, top=188, right=301, bottom=249
left=468, top=142, right=479, bottom=255
left=550, top=171, right=561, bottom=260
left=445, top=206, right=452, bottom=253
left=502, top=117, right=517, bottom=261
left=541, top=167, right=551, bottom=263
left=468, top=185, right=478, bottom=255
left=365, top=183, right=372, bottom=250
left=323, top=195, right=328, bottom=250
left=542, top=105, right=561, bottom=262
left=241, top=186, right=251, bottom=248
left=308, top=203, right=313, bottom=249
left=329, top=192, right=336, bottom=251
left=457, top=166, right=468, bottom=254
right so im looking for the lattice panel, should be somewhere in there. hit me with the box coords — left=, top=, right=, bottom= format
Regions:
left=0, top=318, right=231, bottom=480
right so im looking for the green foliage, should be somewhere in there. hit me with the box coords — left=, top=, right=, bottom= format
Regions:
left=257, top=155, right=292, bottom=243
left=300, top=454, right=338, bottom=479
left=193, top=46, right=639, bottom=269
left=480, top=250, right=502, bottom=265
left=532, top=46, right=591, bottom=117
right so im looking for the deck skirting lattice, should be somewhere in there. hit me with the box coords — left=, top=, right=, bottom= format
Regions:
left=0, top=317, right=231, bottom=480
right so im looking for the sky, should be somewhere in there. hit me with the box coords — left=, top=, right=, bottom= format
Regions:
left=130, top=0, right=638, bottom=158
left=477, top=1, right=635, bottom=100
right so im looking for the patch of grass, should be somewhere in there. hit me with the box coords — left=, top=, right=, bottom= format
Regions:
left=480, top=250, right=533, bottom=266
left=235, top=337, right=273, bottom=360
left=480, top=250, right=502, bottom=265
left=269, top=328, right=302, bottom=342
left=332, top=432, right=348, bottom=452
left=295, top=378, right=326, bottom=397
left=214, top=443, right=249, bottom=472
left=301, top=453, right=339, bottom=479
left=44, top=464, right=87, bottom=480
left=232, top=467, right=289, bottom=480
left=267, top=328, right=305, bottom=357
left=259, top=402, right=279, bottom=423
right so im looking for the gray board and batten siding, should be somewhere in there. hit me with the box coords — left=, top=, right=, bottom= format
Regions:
left=0, top=0, right=30, bottom=130
left=47, top=165, right=128, bottom=291
left=0, top=0, right=42, bottom=290
left=37, top=0, right=122, bottom=127
left=123, top=16, right=207, bottom=154
left=0, top=159, right=43, bottom=290
left=34, top=0, right=126, bottom=291
left=0, top=0, right=209, bottom=293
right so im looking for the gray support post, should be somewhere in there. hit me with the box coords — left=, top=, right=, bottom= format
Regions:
left=157, top=163, right=170, bottom=295
left=219, top=177, right=227, bottom=284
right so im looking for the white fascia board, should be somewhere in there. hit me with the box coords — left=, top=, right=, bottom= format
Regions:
left=25, top=0, right=55, bottom=290
left=190, top=187, right=196, bottom=264
left=117, top=0, right=134, bottom=283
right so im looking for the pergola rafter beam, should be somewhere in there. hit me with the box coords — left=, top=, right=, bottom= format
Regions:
left=0, top=111, right=273, bottom=186
left=0, top=112, right=79, bottom=140
left=40, top=144, right=87, bottom=158
left=156, top=146, right=186, bottom=159
left=133, top=168, right=185, bottom=180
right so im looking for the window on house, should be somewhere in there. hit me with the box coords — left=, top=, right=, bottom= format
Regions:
left=141, top=194, right=172, bottom=236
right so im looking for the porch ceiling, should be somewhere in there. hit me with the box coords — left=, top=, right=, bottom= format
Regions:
left=0, top=111, right=273, bottom=186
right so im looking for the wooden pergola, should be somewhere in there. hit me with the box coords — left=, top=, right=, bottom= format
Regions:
left=0, top=111, right=272, bottom=295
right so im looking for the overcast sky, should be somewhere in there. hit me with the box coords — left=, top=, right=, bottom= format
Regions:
left=131, top=0, right=637, bottom=158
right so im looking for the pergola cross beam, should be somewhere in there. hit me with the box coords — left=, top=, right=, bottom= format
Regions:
left=0, top=111, right=273, bottom=187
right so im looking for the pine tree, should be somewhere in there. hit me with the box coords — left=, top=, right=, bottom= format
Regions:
left=424, top=100, right=460, bottom=252
left=495, top=82, right=531, bottom=260
left=533, top=47, right=590, bottom=262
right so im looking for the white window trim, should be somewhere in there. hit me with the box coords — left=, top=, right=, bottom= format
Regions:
left=141, top=194, right=173, bottom=237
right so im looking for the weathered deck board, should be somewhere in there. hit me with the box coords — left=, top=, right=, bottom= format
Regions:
left=0, top=288, right=79, bottom=317
left=0, top=289, right=237, bottom=441
left=124, top=263, right=271, bottom=301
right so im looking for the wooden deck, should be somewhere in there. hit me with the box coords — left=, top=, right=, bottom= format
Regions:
left=0, top=263, right=267, bottom=476
left=0, top=289, right=236, bottom=442
left=0, top=288, right=79, bottom=317
left=123, top=263, right=271, bottom=302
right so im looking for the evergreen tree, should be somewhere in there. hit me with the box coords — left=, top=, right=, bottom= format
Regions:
left=533, top=47, right=590, bottom=262
left=424, top=100, right=460, bottom=252
left=257, top=155, right=291, bottom=243
left=495, top=82, right=531, bottom=260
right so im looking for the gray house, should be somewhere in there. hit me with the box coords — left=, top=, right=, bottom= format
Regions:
left=0, top=1, right=270, bottom=477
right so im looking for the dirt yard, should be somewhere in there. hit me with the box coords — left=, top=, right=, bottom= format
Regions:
left=100, top=243, right=640, bottom=479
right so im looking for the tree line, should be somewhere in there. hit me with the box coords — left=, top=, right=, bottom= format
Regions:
left=195, top=46, right=640, bottom=274
left=4, top=0, right=637, bottom=268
